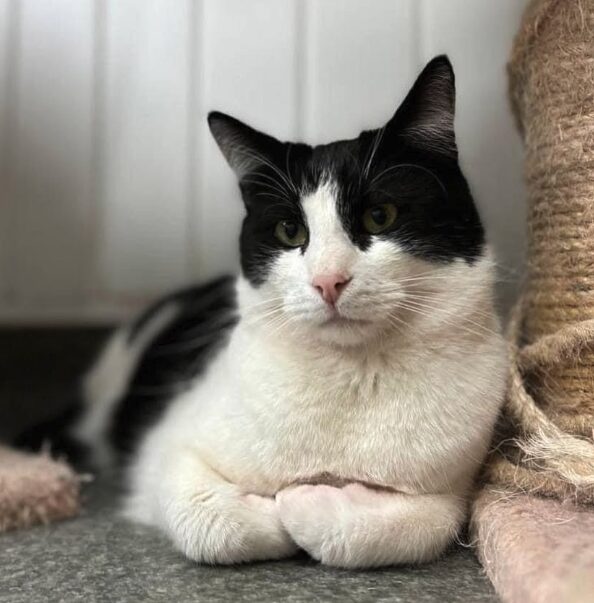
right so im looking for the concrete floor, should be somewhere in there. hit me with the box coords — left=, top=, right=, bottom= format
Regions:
left=0, top=328, right=499, bottom=602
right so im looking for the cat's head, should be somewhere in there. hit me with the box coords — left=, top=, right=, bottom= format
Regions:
left=209, top=56, right=491, bottom=347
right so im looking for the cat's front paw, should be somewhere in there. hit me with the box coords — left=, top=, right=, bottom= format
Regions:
left=276, top=484, right=355, bottom=566
left=277, top=483, right=404, bottom=567
left=167, top=492, right=298, bottom=564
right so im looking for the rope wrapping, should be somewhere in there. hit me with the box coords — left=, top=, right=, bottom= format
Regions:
left=482, top=0, right=594, bottom=504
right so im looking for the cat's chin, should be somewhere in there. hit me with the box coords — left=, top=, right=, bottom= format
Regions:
left=310, top=315, right=382, bottom=347
left=322, top=315, right=372, bottom=328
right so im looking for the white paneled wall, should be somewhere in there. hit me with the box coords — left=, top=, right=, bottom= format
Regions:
left=100, top=1, right=192, bottom=296
left=0, top=0, right=527, bottom=323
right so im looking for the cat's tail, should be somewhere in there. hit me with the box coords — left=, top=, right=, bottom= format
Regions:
left=13, top=323, right=141, bottom=471
left=12, top=325, right=127, bottom=470
left=13, top=387, right=91, bottom=467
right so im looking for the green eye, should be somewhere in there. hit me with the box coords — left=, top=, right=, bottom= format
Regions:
left=274, top=220, right=307, bottom=247
left=362, top=203, right=398, bottom=234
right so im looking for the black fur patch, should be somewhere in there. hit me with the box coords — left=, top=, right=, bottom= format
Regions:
left=208, top=55, right=485, bottom=287
left=109, top=276, right=238, bottom=459
left=14, top=392, right=91, bottom=466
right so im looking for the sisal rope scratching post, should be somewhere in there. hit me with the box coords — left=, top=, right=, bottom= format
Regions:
left=0, top=445, right=81, bottom=532
left=482, top=0, right=594, bottom=504
left=472, top=1, right=594, bottom=600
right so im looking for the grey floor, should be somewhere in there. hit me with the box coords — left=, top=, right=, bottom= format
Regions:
left=0, top=329, right=499, bottom=603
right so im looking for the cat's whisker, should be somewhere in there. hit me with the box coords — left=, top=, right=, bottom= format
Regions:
left=242, top=298, right=285, bottom=311
left=241, top=177, right=293, bottom=207
left=393, top=299, right=499, bottom=339
left=242, top=173, right=289, bottom=190
left=396, top=293, right=497, bottom=322
left=370, top=271, right=479, bottom=285
left=233, top=143, right=299, bottom=197
left=263, top=313, right=301, bottom=339
left=241, top=173, right=293, bottom=200
left=395, top=307, right=493, bottom=342
left=398, top=292, right=500, bottom=321
left=250, top=308, right=285, bottom=324
left=154, top=331, right=230, bottom=355
left=398, top=293, right=498, bottom=318
left=361, top=126, right=386, bottom=184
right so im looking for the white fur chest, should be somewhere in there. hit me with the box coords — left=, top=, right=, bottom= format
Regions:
left=174, top=323, right=506, bottom=497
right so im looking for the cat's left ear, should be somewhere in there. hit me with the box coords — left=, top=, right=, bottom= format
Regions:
left=208, top=111, right=285, bottom=179
left=388, top=55, right=457, bottom=157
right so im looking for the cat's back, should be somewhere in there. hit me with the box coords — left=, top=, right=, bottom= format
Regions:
left=71, top=275, right=238, bottom=466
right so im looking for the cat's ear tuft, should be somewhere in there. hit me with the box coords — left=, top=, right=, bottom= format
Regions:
left=208, top=111, right=283, bottom=178
left=390, top=55, right=457, bottom=157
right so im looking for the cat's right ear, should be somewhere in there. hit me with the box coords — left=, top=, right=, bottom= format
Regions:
left=208, top=112, right=284, bottom=179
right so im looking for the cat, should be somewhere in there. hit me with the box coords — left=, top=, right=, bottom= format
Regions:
left=36, top=56, right=508, bottom=567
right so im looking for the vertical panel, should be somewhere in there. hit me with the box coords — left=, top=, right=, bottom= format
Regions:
left=304, top=0, right=416, bottom=143
left=8, top=0, right=95, bottom=306
left=195, top=0, right=300, bottom=279
left=0, top=0, right=15, bottom=303
left=99, top=0, right=191, bottom=296
left=421, top=0, right=528, bottom=307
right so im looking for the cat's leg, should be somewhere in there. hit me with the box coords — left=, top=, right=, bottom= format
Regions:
left=276, top=483, right=465, bottom=568
left=126, top=450, right=298, bottom=564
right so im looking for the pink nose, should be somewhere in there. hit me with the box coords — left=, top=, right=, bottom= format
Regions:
left=312, top=273, right=351, bottom=305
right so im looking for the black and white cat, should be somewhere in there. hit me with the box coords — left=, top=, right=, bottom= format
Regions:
left=64, top=57, right=507, bottom=566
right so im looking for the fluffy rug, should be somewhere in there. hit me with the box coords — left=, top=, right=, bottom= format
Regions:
left=0, top=445, right=80, bottom=532
left=473, top=490, right=594, bottom=603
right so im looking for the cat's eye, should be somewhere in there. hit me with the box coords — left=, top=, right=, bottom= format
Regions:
left=274, top=220, right=307, bottom=247
left=362, top=203, right=398, bottom=234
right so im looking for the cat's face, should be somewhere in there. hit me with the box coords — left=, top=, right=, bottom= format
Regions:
left=209, top=56, right=488, bottom=346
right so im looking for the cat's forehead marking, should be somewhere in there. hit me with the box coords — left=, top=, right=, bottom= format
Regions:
left=300, top=178, right=356, bottom=272
left=301, top=179, right=343, bottom=237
